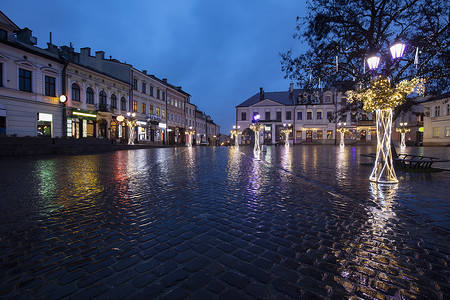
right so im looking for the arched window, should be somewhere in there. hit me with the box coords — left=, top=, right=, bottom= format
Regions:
left=120, top=97, right=127, bottom=111
left=71, top=83, right=80, bottom=101
left=86, top=87, right=94, bottom=104
left=111, top=94, right=117, bottom=108
left=99, top=90, right=107, bottom=107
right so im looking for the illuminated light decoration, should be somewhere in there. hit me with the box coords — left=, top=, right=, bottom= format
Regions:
left=116, top=115, right=125, bottom=122
left=367, top=56, right=380, bottom=70
left=418, top=127, right=424, bottom=132
left=230, top=125, right=241, bottom=147
left=337, top=122, right=348, bottom=147
left=73, top=111, right=97, bottom=118
left=390, top=43, right=406, bottom=59
left=124, top=115, right=137, bottom=145
left=396, top=123, right=410, bottom=149
left=348, top=76, right=425, bottom=184
left=59, top=95, right=67, bottom=103
left=186, top=127, right=195, bottom=147
left=250, top=123, right=263, bottom=155
left=280, top=125, right=292, bottom=147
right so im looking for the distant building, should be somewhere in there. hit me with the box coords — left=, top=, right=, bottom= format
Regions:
left=422, top=92, right=450, bottom=146
left=236, top=84, right=375, bottom=145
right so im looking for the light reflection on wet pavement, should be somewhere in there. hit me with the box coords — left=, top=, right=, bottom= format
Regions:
left=0, top=145, right=448, bottom=299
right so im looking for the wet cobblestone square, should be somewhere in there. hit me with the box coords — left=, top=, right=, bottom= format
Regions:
left=0, top=145, right=449, bottom=299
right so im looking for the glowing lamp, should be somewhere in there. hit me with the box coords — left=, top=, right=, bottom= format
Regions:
left=390, top=43, right=405, bottom=59
left=253, top=114, right=260, bottom=122
left=367, top=56, right=380, bottom=70
left=59, top=95, right=67, bottom=103
left=116, top=115, right=125, bottom=122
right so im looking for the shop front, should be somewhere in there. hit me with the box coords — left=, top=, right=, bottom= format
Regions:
left=68, top=109, right=98, bottom=138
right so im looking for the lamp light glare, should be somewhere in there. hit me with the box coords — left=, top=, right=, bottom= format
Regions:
left=390, top=43, right=405, bottom=59
left=367, top=56, right=380, bottom=70
left=59, top=95, right=67, bottom=103
left=116, top=115, right=125, bottom=122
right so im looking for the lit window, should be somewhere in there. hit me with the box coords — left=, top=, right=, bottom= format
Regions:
left=327, top=130, right=333, bottom=139
left=445, top=126, right=450, bottom=137
left=325, top=95, right=332, bottom=103
left=433, top=127, right=439, bottom=137
left=142, top=103, right=146, bottom=113
left=132, top=100, right=137, bottom=112
left=156, top=107, right=160, bottom=116
left=317, top=111, right=322, bottom=120
left=307, top=111, right=312, bottom=120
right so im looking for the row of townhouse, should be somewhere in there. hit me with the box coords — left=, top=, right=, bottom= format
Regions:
left=235, top=84, right=450, bottom=146
left=0, top=11, right=220, bottom=145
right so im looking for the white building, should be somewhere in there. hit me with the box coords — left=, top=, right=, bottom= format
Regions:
left=0, top=14, right=65, bottom=137
left=422, top=92, right=450, bottom=146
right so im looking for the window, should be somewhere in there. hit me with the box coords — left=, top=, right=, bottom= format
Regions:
left=435, top=106, right=440, bottom=117
left=111, top=94, right=117, bottom=108
left=162, top=109, right=165, bottom=118
left=327, top=111, right=333, bottom=122
left=433, top=127, right=439, bottom=137
left=241, top=112, right=246, bottom=121
left=142, top=82, right=146, bottom=94
left=351, top=113, right=357, bottom=122
left=142, top=103, right=146, bottom=113
left=120, top=97, right=127, bottom=110
left=162, top=92, right=165, bottom=101
left=313, top=94, right=319, bottom=103
left=133, top=78, right=138, bottom=90
left=265, top=111, right=270, bottom=120
left=157, top=89, right=160, bottom=99
left=297, top=111, right=302, bottom=120
left=327, top=130, right=333, bottom=139
left=0, top=29, right=7, bottom=40
left=276, top=111, right=282, bottom=121
left=447, top=104, right=450, bottom=115
left=445, top=126, right=450, bottom=137
left=132, top=100, right=138, bottom=112
left=99, top=91, right=107, bottom=107
left=325, top=95, right=332, bottom=103
left=150, top=105, right=153, bottom=114
left=317, top=130, right=323, bottom=139
left=307, top=111, right=312, bottom=120
left=0, top=63, right=3, bottom=87
left=341, top=114, right=347, bottom=122
left=156, top=107, right=160, bottom=116
left=316, top=111, right=322, bottom=120
left=71, top=83, right=80, bottom=101
left=19, top=68, right=32, bottom=92
left=286, top=111, right=292, bottom=120
left=86, top=87, right=94, bottom=104
left=150, top=86, right=154, bottom=97
left=45, top=76, right=56, bottom=96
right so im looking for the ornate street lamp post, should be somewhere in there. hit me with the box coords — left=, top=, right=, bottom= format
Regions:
left=337, top=122, right=348, bottom=147
left=230, top=125, right=241, bottom=147
left=280, top=123, right=292, bottom=147
left=126, top=112, right=137, bottom=145
left=250, top=114, right=263, bottom=155
left=396, top=122, right=410, bottom=149
left=349, top=41, right=424, bottom=184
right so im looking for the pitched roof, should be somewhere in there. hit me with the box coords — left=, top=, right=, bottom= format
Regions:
left=236, top=89, right=305, bottom=107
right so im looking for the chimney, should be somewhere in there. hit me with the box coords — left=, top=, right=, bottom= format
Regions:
left=289, top=83, right=294, bottom=100
left=142, top=70, right=147, bottom=75
left=80, top=47, right=91, bottom=57
left=95, top=51, right=105, bottom=60
left=46, top=43, right=59, bottom=54
left=17, top=28, right=37, bottom=45
left=259, top=87, right=264, bottom=101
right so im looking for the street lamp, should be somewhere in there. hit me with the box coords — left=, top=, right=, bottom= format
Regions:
left=126, top=112, right=137, bottom=145
left=230, top=125, right=241, bottom=147
left=250, top=114, right=263, bottom=155
left=396, top=122, right=410, bottom=149
left=280, top=123, right=292, bottom=147
left=337, top=122, right=348, bottom=147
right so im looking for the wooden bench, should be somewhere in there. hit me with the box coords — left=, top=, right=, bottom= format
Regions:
left=361, top=153, right=450, bottom=169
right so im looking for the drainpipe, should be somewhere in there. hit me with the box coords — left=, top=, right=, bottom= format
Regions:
left=61, top=59, right=68, bottom=137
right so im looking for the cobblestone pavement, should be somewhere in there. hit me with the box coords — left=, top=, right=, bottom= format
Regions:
left=0, top=146, right=448, bottom=299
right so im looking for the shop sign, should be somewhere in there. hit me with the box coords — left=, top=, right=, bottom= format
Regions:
left=72, top=109, right=97, bottom=121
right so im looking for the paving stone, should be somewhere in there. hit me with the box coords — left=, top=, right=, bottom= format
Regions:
left=161, top=286, right=189, bottom=300
left=183, top=270, right=213, bottom=291
left=183, top=256, right=210, bottom=273
left=161, top=268, right=189, bottom=288
left=220, top=271, right=249, bottom=289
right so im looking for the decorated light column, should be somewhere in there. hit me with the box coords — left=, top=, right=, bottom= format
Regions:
left=126, top=112, right=137, bottom=145
left=396, top=122, right=410, bottom=149
left=230, top=125, right=241, bottom=147
left=186, top=126, right=195, bottom=147
left=280, top=124, right=292, bottom=147
left=348, top=42, right=424, bottom=184
left=337, top=122, right=348, bottom=147
left=250, top=114, right=263, bottom=154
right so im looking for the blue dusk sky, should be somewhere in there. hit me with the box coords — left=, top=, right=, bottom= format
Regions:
left=2, top=0, right=308, bottom=133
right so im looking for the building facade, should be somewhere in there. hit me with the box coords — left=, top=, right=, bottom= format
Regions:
left=422, top=92, right=450, bottom=146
